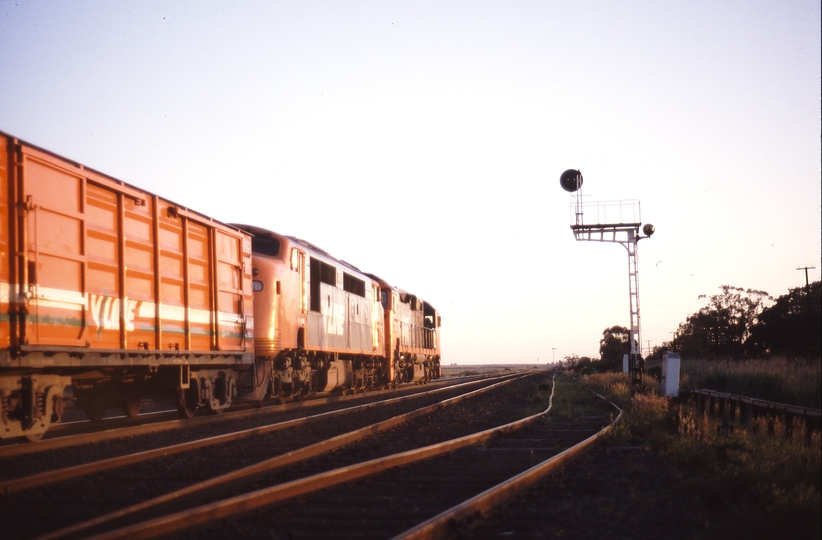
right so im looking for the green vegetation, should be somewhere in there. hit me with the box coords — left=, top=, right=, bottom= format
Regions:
left=548, top=374, right=615, bottom=420
left=598, top=325, right=630, bottom=372
left=582, top=372, right=821, bottom=540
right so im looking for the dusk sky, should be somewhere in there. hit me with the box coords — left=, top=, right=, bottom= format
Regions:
left=1, top=1, right=819, bottom=363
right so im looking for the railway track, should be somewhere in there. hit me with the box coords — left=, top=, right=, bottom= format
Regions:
left=0, top=375, right=493, bottom=460
left=0, top=375, right=514, bottom=495
left=174, top=372, right=617, bottom=540
left=0, top=374, right=523, bottom=540
left=1, top=371, right=618, bottom=539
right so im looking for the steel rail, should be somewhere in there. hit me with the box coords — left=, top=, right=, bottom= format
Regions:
left=72, top=374, right=553, bottom=540
left=2, top=375, right=510, bottom=495
left=0, top=374, right=493, bottom=458
left=392, top=387, right=623, bottom=539
left=37, top=374, right=529, bottom=540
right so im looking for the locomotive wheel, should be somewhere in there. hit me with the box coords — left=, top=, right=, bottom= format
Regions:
left=123, top=399, right=141, bottom=418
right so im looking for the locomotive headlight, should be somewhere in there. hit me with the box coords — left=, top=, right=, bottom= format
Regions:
left=252, top=280, right=264, bottom=292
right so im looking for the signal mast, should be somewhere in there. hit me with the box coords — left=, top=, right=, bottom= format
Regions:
left=560, top=169, right=654, bottom=389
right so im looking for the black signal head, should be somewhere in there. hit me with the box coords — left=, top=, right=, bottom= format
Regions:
left=560, top=169, right=583, bottom=192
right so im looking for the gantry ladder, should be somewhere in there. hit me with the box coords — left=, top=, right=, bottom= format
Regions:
left=626, top=228, right=642, bottom=388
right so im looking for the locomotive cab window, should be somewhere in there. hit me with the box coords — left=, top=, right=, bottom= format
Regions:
left=251, top=236, right=280, bottom=257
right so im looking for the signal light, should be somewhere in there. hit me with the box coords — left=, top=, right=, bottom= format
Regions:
left=560, top=169, right=583, bottom=192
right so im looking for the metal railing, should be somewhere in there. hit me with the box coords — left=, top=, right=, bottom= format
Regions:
left=684, top=389, right=821, bottom=446
left=399, top=322, right=438, bottom=350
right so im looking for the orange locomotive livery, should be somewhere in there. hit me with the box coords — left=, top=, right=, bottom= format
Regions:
left=233, top=225, right=441, bottom=398
left=0, top=131, right=440, bottom=441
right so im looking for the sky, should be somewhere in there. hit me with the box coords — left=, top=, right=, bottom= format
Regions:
left=1, top=0, right=819, bottom=364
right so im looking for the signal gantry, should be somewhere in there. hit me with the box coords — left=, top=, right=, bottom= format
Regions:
left=560, top=169, right=654, bottom=389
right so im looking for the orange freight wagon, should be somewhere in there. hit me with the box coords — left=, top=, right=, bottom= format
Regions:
left=0, top=131, right=255, bottom=441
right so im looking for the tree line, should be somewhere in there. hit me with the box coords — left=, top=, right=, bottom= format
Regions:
left=666, top=282, right=820, bottom=359
left=581, top=282, right=821, bottom=373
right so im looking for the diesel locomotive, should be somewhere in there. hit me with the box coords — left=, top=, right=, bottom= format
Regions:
left=0, top=131, right=441, bottom=441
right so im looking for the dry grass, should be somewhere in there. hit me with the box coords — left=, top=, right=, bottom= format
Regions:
left=581, top=372, right=631, bottom=408
left=581, top=370, right=822, bottom=540
left=674, top=357, right=821, bottom=409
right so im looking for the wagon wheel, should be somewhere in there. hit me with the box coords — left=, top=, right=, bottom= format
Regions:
left=25, top=430, right=45, bottom=443
left=177, top=380, right=199, bottom=419
left=82, top=401, right=106, bottom=423
left=123, top=399, right=141, bottom=418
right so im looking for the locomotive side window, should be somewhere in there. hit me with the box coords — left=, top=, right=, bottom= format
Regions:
left=309, top=257, right=337, bottom=312
left=310, top=257, right=321, bottom=312
left=251, top=235, right=280, bottom=257
left=320, top=262, right=336, bottom=286
left=343, top=272, right=365, bottom=297
left=381, top=289, right=390, bottom=310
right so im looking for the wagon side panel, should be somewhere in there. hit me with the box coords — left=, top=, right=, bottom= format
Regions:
left=215, top=229, right=248, bottom=351
left=23, top=151, right=87, bottom=346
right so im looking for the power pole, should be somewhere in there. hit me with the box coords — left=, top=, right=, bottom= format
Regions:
left=796, top=266, right=816, bottom=287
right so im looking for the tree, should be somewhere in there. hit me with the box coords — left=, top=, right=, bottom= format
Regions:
left=672, top=285, right=773, bottom=359
left=599, top=326, right=630, bottom=371
left=563, top=355, right=595, bottom=374
left=747, top=281, right=821, bottom=358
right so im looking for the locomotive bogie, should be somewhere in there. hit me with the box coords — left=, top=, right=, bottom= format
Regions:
left=324, top=359, right=353, bottom=392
